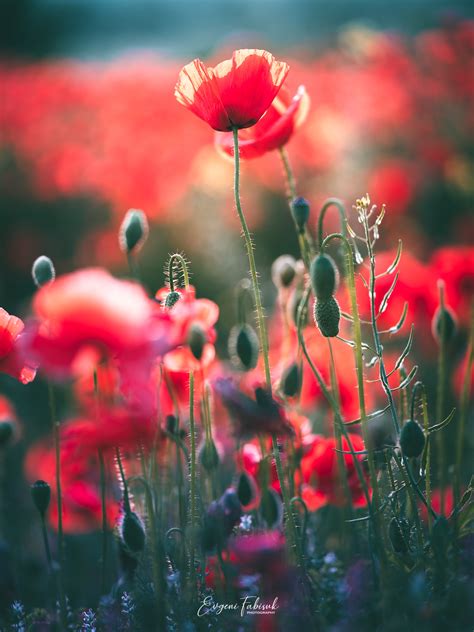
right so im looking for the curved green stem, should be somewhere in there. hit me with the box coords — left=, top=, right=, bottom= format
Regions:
left=168, top=253, right=190, bottom=291
left=317, top=199, right=347, bottom=251
left=232, top=127, right=271, bottom=389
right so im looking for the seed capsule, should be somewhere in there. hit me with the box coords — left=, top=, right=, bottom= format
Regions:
left=399, top=420, right=425, bottom=458
left=32, top=256, right=55, bottom=288
left=310, top=254, right=339, bottom=301
left=31, top=480, right=51, bottom=516
left=314, top=297, right=340, bottom=337
left=228, top=324, right=259, bottom=370
left=120, top=511, right=146, bottom=553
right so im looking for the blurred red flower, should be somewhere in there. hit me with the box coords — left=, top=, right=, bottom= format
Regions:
left=175, top=49, right=289, bottom=131
left=215, top=85, right=309, bottom=159
left=429, top=246, right=474, bottom=327
left=0, top=308, right=36, bottom=384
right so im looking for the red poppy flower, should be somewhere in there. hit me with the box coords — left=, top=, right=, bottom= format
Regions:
left=26, top=268, right=173, bottom=379
left=215, top=85, right=309, bottom=159
left=429, top=246, right=474, bottom=327
left=0, top=308, right=36, bottom=384
left=175, top=49, right=289, bottom=131
left=301, top=434, right=368, bottom=509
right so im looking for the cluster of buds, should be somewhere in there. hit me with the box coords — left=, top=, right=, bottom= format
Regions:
left=310, top=253, right=341, bottom=337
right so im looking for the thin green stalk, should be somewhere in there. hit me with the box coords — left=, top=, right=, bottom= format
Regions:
left=392, top=450, right=424, bottom=554
left=187, top=371, right=198, bottom=596
left=40, top=515, right=53, bottom=571
left=98, top=449, right=107, bottom=594
left=126, top=252, right=140, bottom=281
left=436, top=282, right=447, bottom=514
left=421, top=392, right=433, bottom=531
left=232, top=127, right=271, bottom=389
left=48, top=383, right=66, bottom=629
left=317, top=199, right=347, bottom=251
left=456, top=305, right=474, bottom=498
left=168, top=253, right=190, bottom=291
left=115, top=447, right=130, bottom=512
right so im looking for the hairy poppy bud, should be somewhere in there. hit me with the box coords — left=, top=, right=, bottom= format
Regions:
left=199, top=439, right=220, bottom=472
left=31, top=480, right=51, bottom=516
left=432, top=306, right=457, bottom=345
left=271, top=255, right=296, bottom=289
left=236, top=471, right=259, bottom=510
left=291, top=196, right=310, bottom=232
left=120, top=511, right=146, bottom=553
left=164, top=290, right=181, bottom=308
left=310, top=254, right=339, bottom=301
left=400, top=420, right=425, bottom=458
left=260, top=487, right=283, bottom=529
left=228, top=324, right=259, bottom=370
left=0, top=421, right=14, bottom=447
left=314, top=297, right=340, bottom=337
left=32, top=256, right=55, bottom=288
left=188, top=324, right=206, bottom=360
left=389, top=517, right=410, bottom=553
left=119, top=209, right=149, bottom=254
left=280, top=362, right=301, bottom=398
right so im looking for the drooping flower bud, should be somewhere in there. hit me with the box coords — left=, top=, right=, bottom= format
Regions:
left=31, top=480, right=51, bottom=517
left=310, top=254, right=339, bottom=301
left=119, top=209, right=149, bottom=255
left=120, top=511, right=146, bottom=554
left=280, top=362, right=301, bottom=398
left=290, top=196, right=310, bottom=232
left=228, top=324, right=259, bottom=370
left=271, top=255, right=297, bottom=289
left=314, top=297, right=341, bottom=337
left=389, top=517, right=410, bottom=553
left=0, top=421, right=14, bottom=447
left=260, top=487, right=283, bottom=529
left=187, top=324, right=206, bottom=360
left=399, top=420, right=425, bottom=458
left=164, top=290, right=181, bottom=308
left=431, top=306, right=457, bottom=345
left=236, top=471, right=259, bottom=510
left=199, top=439, right=220, bottom=472
left=32, top=256, right=55, bottom=288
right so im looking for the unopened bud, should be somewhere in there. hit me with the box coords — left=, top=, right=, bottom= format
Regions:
left=164, top=290, right=181, bottom=308
left=188, top=324, right=206, bottom=360
left=236, top=471, right=259, bottom=510
left=291, top=196, right=310, bottom=232
left=310, top=254, right=339, bottom=301
left=389, top=517, right=410, bottom=553
left=0, top=421, right=14, bottom=447
left=166, top=414, right=178, bottom=434
left=119, top=209, right=149, bottom=254
left=199, top=439, right=220, bottom=472
left=120, top=511, right=146, bottom=553
left=314, top=297, right=340, bottom=337
left=32, top=256, right=55, bottom=288
left=399, top=420, right=425, bottom=458
left=260, top=487, right=283, bottom=529
left=31, top=480, right=51, bottom=516
left=228, top=324, right=259, bottom=370
left=280, top=362, right=301, bottom=398
left=272, top=255, right=296, bottom=289
left=432, top=306, right=457, bottom=345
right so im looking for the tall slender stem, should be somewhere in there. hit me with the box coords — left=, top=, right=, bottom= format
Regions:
left=98, top=449, right=107, bottom=594
left=232, top=127, right=271, bottom=389
left=187, top=371, right=198, bottom=596
left=456, top=306, right=474, bottom=501
left=436, top=283, right=447, bottom=514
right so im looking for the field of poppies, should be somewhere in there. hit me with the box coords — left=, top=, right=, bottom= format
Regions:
left=0, top=19, right=473, bottom=632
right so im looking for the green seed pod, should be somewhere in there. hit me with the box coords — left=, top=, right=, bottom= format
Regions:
left=310, top=254, right=339, bottom=301
left=199, top=439, right=220, bottom=472
left=236, top=472, right=258, bottom=509
left=0, top=421, right=14, bottom=447
left=271, top=255, right=296, bottom=289
left=121, top=511, right=146, bottom=553
left=119, top=209, right=149, bottom=254
left=290, top=196, right=310, bottom=232
left=31, top=480, right=51, bottom=516
left=164, top=290, right=181, bottom=308
left=314, top=297, right=340, bottom=337
left=432, top=306, right=457, bottom=345
left=228, top=324, right=259, bottom=370
left=32, top=256, right=55, bottom=288
left=399, top=420, right=425, bottom=458
left=389, top=517, right=410, bottom=553
left=260, top=487, right=283, bottom=529
left=187, top=324, right=206, bottom=360
left=280, top=362, right=301, bottom=398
